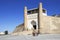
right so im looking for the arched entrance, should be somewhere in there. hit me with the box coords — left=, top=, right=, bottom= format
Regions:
left=31, top=20, right=36, bottom=30
left=31, top=20, right=38, bottom=36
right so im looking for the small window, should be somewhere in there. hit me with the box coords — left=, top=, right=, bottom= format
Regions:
left=43, top=9, right=46, bottom=13
left=28, top=11, right=31, bottom=14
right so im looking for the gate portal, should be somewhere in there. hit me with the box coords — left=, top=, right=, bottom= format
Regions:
left=31, top=20, right=36, bottom=29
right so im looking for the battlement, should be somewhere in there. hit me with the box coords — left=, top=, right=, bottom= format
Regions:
left=27, top=8, right=47, bottom=15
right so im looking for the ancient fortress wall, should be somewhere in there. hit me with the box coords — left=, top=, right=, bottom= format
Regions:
left=50, top=17, right=60, bottom=33
left=40, top=14, right=60, bottom=34
left=12, top=3, right=60, bottom=35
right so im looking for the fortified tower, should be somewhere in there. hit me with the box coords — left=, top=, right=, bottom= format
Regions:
left=24, top=6, right=27, bottom=30
left=24, top=3, right=47, bottom=34
left=13, top=2, right=60, bottom=35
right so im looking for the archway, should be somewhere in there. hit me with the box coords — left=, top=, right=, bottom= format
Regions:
left=31, top=20, right=36, bottom=30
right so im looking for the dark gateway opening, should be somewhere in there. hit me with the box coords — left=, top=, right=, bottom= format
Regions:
left=31, top=20, right=36, bottom=30
left=33, top=25, right=36, bottom=29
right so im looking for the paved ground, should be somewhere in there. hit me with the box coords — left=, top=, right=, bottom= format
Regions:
left=0, top=34, right=60, bottom=40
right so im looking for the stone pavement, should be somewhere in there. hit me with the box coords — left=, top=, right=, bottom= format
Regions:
left=0, top=34, right=60, bottom=40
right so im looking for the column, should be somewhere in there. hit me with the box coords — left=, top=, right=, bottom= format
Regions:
left=38, top=3, right=43, bottom=34
left=24, top=6, right=27, bottom=30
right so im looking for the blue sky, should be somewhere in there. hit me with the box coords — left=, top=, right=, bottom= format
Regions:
left=0, top=0, right=60, bottom=32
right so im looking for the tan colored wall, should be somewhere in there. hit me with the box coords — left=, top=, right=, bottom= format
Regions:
left=50, top=17, right=60, bottom=34
left=40, top=14, right=60, bottom=34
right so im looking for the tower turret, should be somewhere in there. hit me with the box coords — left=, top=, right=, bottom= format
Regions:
left=38, top=3, right=43, bottom=34
left=24, top=6, right=27, bottom=30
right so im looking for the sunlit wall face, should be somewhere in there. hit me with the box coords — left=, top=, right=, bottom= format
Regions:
left=27, top=8, right=47, bottom=30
